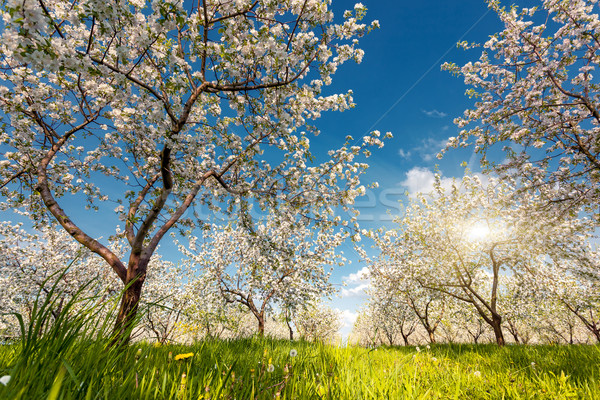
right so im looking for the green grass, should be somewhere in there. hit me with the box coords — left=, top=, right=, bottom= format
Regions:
left=1, top=276, right=600, bottom=399
left=2, top=338, right=600, bottom=399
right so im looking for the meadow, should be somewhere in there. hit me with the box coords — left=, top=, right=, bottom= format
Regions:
left=2, top=335, right=600, bottom=399
left=1, top=272, right=599, bottom=399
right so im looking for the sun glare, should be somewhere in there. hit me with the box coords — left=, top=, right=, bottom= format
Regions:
left=467, top=222, right=490, bottom=241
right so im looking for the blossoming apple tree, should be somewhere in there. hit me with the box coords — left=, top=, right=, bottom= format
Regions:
left=293, top=300, right=341, bottom=342
left=442, top=0, right=600, bottom=220
left=368, top=271, right=446, bottom=344
left=363, top=284, right=419, bottom=346
left=181, top=208, right=345, bottom=336
left=0, top=0, right=385, bottom=341
left=369, top=174, right=594, bottom=345
left=530, top=259, right=600, bottom=342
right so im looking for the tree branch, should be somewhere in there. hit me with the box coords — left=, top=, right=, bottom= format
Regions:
left=35, top=124, right=127, bottom=283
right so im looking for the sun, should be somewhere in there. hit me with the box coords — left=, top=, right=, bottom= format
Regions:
left=467, top=221, right=490, bottom=241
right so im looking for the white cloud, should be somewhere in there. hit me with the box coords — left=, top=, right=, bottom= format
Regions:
left=341, top=267, right=370, bottom=298
left=343, top=266, right=370, bottom=284
left=341, top=283, right=370, bottom=298
left=337, top=308, right=358, bottom=329
left=400, top=167, right=446, bottom=197
left=398, top=148, right=411, bottom=159
left=422, top=109, right=448, bottom=118
left=400, top=167, right=490, bottom=198
left=413, top=137, right=449, bottom=162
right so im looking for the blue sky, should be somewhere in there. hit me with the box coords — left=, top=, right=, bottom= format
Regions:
left=322, top=0, right=505, bottom=336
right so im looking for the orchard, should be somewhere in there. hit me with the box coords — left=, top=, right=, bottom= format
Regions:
left=1, top=0, right=600, bottom=398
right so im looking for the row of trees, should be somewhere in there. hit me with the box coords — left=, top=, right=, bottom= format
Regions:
left=362, top=174, right=598, bottom=346
left=355, top=245, right=599, bottom=347
left=0, top=223, right=342, bottom=343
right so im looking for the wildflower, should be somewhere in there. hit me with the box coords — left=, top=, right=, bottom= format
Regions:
left=426, top=344, right=431, bottom=350
left=153, top=342, right=161, bottom=348
left=473, top=370, right=481, bottom=377
left=267, top=364, right=275, bottom=373
left=168, top=352, right=173, bottom=360
left=530, top=362, right=536, bottom=369
left=431, top=357, right=437, bottom=362
left=135, top=348, right=142, bottom=359
left=290, top=349, right=298, bottom=357
left=174, top=352, right=194, bottom=361
left=0, top=375, right=10, bottom=386
left=415, top=346, right=421, bottom=352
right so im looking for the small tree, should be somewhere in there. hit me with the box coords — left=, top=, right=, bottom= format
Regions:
left=294, top=301, right=341, bottom=343
left=533, top=260, right=600, bottom=343
left=182, top=209, right=344, bottom=336
left=501, top=274, right=543, bottom=344
left=138, top=261, right=190, bottom=344
left=365, top=286, right=418, bottom=346
left=349, top=309, right=379, bottom=347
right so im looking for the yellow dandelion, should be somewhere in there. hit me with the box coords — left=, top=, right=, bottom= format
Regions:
left=174, top=352, right=194, bottom=361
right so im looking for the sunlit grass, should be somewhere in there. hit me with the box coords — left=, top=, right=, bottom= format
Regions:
left=1, top=274, right=599, bottom=399
left=2, top=337, right=600, bottom=399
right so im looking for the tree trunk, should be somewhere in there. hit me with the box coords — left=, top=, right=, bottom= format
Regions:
left=506, top=320, right=520, bottom=343
left=592, top=328, right=600, bottom=343
left=402, top=334, right=410, bottom=346
left=112, top=260, right=147, bottom=345
left=257, top=316, right=265, bottom=336
left=568, top=324, right=574, bottom=344
left=491, top=315, right=505, bottom=346
left=286, top=318, right=294, bottom=341
left=428, top=330, right=436, bottom=344
left=507, top=324, right=519, bottom=343
left=252, top=308, right=265, bottom=337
